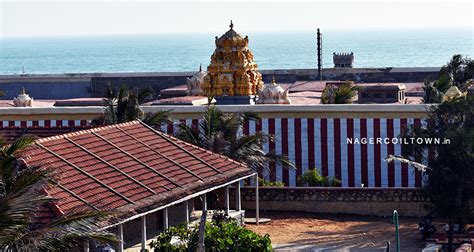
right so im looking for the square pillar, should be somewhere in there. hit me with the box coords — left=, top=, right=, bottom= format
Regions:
left=202, top=193, right=207, bottom=211
left=236, top=181, right=241, bottom=212
left=117, top=224, right=124, bottom=252
left=163, top=208, right=169, bottom=230
left=141, top=216, right=146, bottom=252
left=185, top=200, right=190, bottom=223
left=83, top=240, right=89, bottom=252
left=255, top=174, right=259, bottom=225
left=225, top=186, right=230, bottom=215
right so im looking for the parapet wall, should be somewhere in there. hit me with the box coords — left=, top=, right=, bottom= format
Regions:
left=0, top=67, right=439, bottom=99
left=222, top=187, right=430, bottom=217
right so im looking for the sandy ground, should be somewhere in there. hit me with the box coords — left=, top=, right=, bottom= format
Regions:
left=245, top=211, right=426, bottom=251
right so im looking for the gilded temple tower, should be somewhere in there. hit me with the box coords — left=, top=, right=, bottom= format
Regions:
left=202, top=21, right=264, bottom=104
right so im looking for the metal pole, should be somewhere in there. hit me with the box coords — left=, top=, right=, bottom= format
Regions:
left=255, top=174, right=259, bottom=225
left=141, top=216, right=146, bottom=252
left=317, top=28, right=323, bottom=81
left=393, top=210, right=400, bottom=252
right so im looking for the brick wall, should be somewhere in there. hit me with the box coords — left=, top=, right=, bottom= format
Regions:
left=221, top=187, right=430, bottom=217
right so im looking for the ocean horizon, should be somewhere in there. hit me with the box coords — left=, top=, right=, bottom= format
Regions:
left=1, top=28, right=472, bottom=75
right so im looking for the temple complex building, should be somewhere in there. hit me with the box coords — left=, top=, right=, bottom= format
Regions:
left=202, top=21, right=264, bottom=104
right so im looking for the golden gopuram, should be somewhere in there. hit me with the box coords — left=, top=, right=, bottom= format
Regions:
left=202, top=21, right=264, bottom=103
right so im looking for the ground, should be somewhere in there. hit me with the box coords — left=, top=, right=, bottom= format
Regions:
left=245, top=211, right=426, bottom=251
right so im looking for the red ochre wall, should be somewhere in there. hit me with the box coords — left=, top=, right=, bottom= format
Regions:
left=0, top=104, right=431, bottom=188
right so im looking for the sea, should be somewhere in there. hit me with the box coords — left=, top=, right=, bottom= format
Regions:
left=0, top=29, right=472, bottom=75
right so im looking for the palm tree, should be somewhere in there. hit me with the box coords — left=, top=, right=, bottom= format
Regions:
left=175, top=106, right=294, bottom=173
left=0, top=136, right=117, bottom=251
left=386, top=95, right=474, bottom=252
left=94, top=85, right=172, bottom=128
left=321, top=84, right=359, bottom=104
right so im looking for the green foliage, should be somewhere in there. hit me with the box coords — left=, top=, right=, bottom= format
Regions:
left=176, top=106, right=294, bottom=173
left=321, top=84, right=360, bottom=104
left=149, top=215, right=272, bottom=252
left=258, top=178, right=284, bottom=187
left=389, top=95, right=474, bottom=252
left=297, top=169, right=342, bottom=187
left=423, top=54, right=474, bottom=103
left=0, top=136, right=117, bottom=250
left=94, top=84, right=171, bottom=128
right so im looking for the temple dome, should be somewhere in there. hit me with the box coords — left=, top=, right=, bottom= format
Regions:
left=216, top=21, right=248, bottom=47
left=257, top=77, right=290, bottom=104
left=203, top=21, right=263, bottom=97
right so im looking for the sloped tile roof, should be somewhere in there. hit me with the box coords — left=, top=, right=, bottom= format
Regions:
left=21, top=121, right=253, bottom=223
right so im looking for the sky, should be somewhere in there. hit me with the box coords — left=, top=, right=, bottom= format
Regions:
left=0, top=0, right=473, bottom=38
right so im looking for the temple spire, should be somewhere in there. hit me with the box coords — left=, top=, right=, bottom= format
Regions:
left=229, top=20, right=234, bottom=30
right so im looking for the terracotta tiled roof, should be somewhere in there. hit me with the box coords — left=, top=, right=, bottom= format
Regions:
left=21, top=121, right=253, bottom=224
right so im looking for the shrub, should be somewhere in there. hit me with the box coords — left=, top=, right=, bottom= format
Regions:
left=297, top=169, right=342, bottom=187
left=149, top=213, right=272, bottom=252
left=258, top=178, right=285, bottom=187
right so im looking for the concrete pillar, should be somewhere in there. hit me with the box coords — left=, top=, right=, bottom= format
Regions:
left=83, top=240, right=89, bottom=252
left=118, top=224, right=124, bottom=252
left=225, top=186, right=230, bottom=215
left=236, top=181, right=241, bottom=212
left=141, top=216, right=146, bottom=252
left=255, top=174, right=260, bottom=225
left=202, top=193, right=207, bottom=211
left=185, top=200, right=190, bottom=223
left=163, top=208, right=169, bottom=230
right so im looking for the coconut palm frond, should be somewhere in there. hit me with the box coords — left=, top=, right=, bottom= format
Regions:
left=385, top=155, right=430, bottom=172
left=142, top=110, right=172, bottom=128
left=175, top=122, right=201, bottom=147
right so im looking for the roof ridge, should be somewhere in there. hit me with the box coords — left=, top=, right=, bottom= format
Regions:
left=35, top=120, right=141, bottom=144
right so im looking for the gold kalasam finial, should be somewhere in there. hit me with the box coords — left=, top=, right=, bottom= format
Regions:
left=20, top=87, right=26, bottom=94
left=199, top=64, right=202, bottom=72
left=230, top=20, right=234, bottom=29
left=271, top=76, right=276, bottom=84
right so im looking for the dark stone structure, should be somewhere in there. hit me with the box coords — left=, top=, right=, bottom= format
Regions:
left=358, top=84, right=406, bottom=103
left=333, top=52, right=354, bottom=68
left=0, top=68, right=439, bottom=100
left=216, top=187, right=430, bottom=217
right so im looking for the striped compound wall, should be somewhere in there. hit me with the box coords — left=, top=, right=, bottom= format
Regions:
left=160, top=116, right=430, bottom=188
left=0, top=104, right=431, bottom=188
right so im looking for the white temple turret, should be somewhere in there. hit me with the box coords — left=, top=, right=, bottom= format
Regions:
left=13, top=87, right=33, bottom=107
left=257, top=77, right=290, bottom=104
left=186, top=64, right=207, bottom=96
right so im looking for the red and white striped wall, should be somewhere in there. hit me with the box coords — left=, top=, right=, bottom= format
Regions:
left=161, top=117, right=429, bottom=188
left=0, top=120, right=91, bottom=128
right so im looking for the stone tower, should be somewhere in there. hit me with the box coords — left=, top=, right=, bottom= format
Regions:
left=202, top=21, right=264, bottom=104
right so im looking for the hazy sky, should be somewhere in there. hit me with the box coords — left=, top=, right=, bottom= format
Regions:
left=1, top=0, right=473, bottom=38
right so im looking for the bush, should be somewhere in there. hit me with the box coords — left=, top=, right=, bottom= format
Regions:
left=258, top=178, right=285, bottom=187
left=297, top=169, right=342, bottom=187
left=149, top=213, right=272, bottom=252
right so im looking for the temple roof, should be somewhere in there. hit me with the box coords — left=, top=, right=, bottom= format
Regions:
left=217, top=20, right=245, bottom=44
